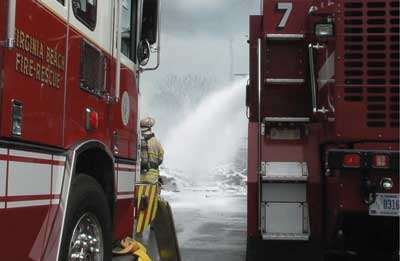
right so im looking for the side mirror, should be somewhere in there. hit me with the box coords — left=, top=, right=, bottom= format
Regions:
left=139, top=0, right=161, bottom=71
left=137, top=39, right=150, bottom=66
left=141, top=0, right=159, bottom=45
left=72, top=0, right=80, bottom=9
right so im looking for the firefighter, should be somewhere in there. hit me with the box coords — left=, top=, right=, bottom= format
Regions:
left=140, top=117, right=164, bottom=184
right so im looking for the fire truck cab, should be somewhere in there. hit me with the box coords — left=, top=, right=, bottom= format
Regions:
left=0, top=0, right=161, bottom=260
left=246, top=0, right=399, bottom=260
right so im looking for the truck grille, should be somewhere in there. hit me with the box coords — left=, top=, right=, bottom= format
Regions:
left=343, top=0, right=399, bottom=129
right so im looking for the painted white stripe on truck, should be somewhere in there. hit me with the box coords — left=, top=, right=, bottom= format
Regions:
left=118, top=163, right=136, bottom=170
left=117, top=194, right=135, bottom=200
left=8, top=161, right=51, bottom=196
left=8, top=199, right=50, bottom=208
left=0, top=160, right=6, bottom=197
left=53, top=155, right=66, bottom=162
left=9, top=149, right=52, bottom=160
left=0, top=202, right=4, bottom=209
left=0, top=148, right=7, bottom=155
left=118, top=171, right=135, bottom=192
left=52, top=165, right=65, bottom=195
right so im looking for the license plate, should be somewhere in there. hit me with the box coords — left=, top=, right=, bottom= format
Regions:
left=369, top=193, right=400, bottom=217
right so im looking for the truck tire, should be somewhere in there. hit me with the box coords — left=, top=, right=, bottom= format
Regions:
left=59, top=174, right=113, bottom=261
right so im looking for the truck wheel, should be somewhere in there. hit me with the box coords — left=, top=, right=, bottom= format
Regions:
left=59, top=174, right=112, bottom=261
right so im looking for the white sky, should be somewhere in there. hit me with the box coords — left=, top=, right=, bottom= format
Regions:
left=140, top=0, right=260, bottom=137
left=141, top=0, right=259, bottom=85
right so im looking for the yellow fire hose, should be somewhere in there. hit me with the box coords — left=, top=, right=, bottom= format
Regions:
left=112, top=237, right=151, bottom=261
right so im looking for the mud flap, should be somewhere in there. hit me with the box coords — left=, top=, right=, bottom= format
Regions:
left=152, top=199, right=181, bottom=261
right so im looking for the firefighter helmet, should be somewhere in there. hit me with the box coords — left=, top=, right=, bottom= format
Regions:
left=140, top=117, right=155, bottom=129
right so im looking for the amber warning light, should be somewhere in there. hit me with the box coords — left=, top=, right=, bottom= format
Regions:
left=372, top=154, right=390, bottom=169
left=343, top=153, right=361, bottom=168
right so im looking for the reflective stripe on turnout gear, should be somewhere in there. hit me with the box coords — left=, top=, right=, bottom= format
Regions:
left=147, top=152, right=162, bottom=157
left=142, top=170, right=159, bottom=184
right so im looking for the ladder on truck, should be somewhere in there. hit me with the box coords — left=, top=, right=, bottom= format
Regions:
left=259, top=33, right=311, bottom=241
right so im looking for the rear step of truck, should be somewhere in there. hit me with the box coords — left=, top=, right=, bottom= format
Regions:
left=260, top=161, right=310, bottom=241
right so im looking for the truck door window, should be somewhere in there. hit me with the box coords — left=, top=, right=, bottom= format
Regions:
left=121, top=0, right=138, bottom=62
left=72, top=0, right=97, bottom=31
left=57, top=0, right=65, bottom=5
left=80, top=40, right=105, bottom=96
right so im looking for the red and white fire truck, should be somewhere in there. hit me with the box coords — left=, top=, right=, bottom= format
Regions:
left=0, top=0, right=164, bottom=260
left=246, top=0, right=399, bottom=260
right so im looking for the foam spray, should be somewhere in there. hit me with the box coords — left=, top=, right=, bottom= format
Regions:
left=163, top=78, right=247, bottom=184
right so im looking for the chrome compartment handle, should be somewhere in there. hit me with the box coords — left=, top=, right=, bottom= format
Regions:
left=307, top=43, right=324, bottom=114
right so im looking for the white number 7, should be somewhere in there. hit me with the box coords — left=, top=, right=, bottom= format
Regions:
left=276, top=3, right=293, bottom=28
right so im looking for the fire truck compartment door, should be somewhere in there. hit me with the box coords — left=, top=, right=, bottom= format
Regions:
left=264, top=202, right=304, bottom=233
left=261, top=183, right=310, bottom=240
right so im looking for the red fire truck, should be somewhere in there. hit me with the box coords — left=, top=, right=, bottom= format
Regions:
left=0, top=0, right=164, bottom=260
left=246, top=0, right=399, bottom=260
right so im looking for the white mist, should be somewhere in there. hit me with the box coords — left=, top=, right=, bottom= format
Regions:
left=163, top=78, right=247, bottom=184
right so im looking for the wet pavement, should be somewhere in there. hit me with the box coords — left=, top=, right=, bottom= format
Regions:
left=113, top=188, right=247, bottom=261
left=162, top=189, right=247, bottom=261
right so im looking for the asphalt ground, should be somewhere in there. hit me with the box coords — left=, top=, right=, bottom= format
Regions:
left=113, top=190, right=247, bottom=261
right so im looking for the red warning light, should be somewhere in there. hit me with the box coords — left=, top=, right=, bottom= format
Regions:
left=89, top=111, right=99, bottom=130
left=343, top=153, right=361, bottom=168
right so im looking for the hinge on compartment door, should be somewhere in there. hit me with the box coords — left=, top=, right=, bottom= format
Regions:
left=260, top=162, right=266, bottom=175
left=113, top=131, right=119, bottom=155
left=103, top=94, right=115, bottom=104
left=261, top=121, right=266, bottom=136
left=0, top=39, right=14, bottom=48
